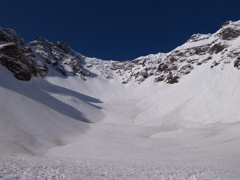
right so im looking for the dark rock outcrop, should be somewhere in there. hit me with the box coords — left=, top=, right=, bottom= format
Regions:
left=218, top=27, right=240, bottom=40
left=29, top=38, right=90, bottom=77
left=0, top=28, right=40, bottom=81
left=234, top=57, right=240, bottom=69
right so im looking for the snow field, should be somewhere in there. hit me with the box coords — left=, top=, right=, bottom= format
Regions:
left=1, top=156, right=240, bottom=180
left=1, top=60, right=240, bottom=179
left=1, top=28, right=240, bottom=179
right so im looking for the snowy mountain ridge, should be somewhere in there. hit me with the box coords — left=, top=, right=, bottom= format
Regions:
left=32, top=19, right=240, bottom=84
left=1, top=20, right=240, bottom=84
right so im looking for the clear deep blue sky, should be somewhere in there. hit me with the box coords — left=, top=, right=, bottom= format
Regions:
left=0, top=0, right=240, bottom=61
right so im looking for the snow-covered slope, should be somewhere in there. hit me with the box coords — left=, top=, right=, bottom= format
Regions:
left=1, top=20, right=240, bottom=179
left=0, top=65, right=104, bottom=155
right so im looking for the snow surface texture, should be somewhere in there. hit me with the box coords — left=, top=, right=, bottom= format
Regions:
left=1, top=156, right=240, bottom=180
left=1, top=20, right=240, bottom=179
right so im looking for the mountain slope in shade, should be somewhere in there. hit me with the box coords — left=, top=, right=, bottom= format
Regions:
left=0, top=65, right=104, bottom=155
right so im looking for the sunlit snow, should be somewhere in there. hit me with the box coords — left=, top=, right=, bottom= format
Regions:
left=1, top=20, right=240, bottom=179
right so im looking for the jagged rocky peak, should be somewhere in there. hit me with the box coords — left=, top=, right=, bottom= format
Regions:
left=34, top=36, right=51, bottom=43
left=55, top=40, right=86, bottom=64
left=29, top=37, right=89, bottom=77
left=0, top=28, right=24, bottom=46
left=186, top=33, right=211, bottom=43
left=55, top=41, right=73, bottom=54
left=0, top=27, right=45, bottom=81
left=217, top=20, right=240, bottom=40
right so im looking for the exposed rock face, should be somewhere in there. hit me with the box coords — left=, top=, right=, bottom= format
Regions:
left=0, top=28, right=41, bottom=81
left=234, top=57, right=240, bottom=69
left=218, top=25, right=240, bottom=40
left=29, top=38, right=90, bottom=78
left=0, top=20, right=240, bottom=83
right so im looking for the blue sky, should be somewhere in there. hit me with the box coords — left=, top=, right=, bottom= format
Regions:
left=0, top=0, right=240, bottom=61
